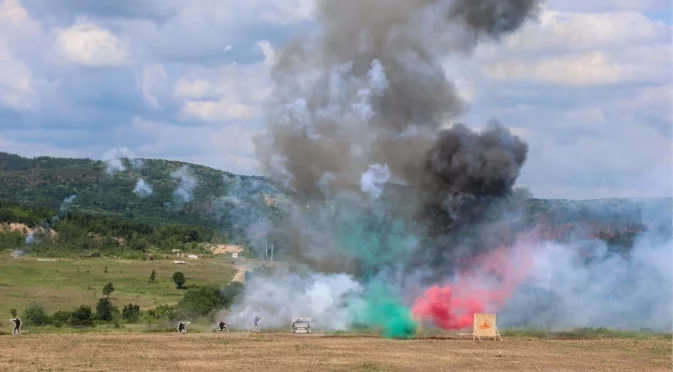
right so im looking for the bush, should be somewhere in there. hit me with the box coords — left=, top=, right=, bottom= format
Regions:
left=221, top=282, right=244, bottom=308
left=122, top=303, right=141, bottom=322
left=145, top=305, right=178, bottom=323
left=69, top=305, right=94, bottom=327
left=177, top=286, right=223, bottom=316
left=96, top=298, right=118, bottom=321
left=172, top=271, right=186, bottom=289
left=22, top=302, right=49, bottom=326
left=50, top=310, right=71, bottom=327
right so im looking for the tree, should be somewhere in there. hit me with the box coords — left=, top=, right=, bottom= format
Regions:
left=122, top=303, right=141, bottom=322
left=95, top=298, right=117, bottom=321
left=172, top=271, right=186, bottom=289
left=149, top=269, right=156, bottom=283
left=69, top=305, right=94, bottom=327
left=22, top=302, right=49, bottom=326
left=177, top=286, right=224, bottom=316
left=102, top=282, right=115, bottom=298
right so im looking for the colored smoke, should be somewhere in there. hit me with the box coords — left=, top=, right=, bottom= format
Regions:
left=412, top=234, right=535, bottom=329
left=355, top=280, right=418, bottom=339
left=247, top=0, right=542, bottom=338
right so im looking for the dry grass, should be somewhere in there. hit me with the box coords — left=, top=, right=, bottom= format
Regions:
left=0, top=332, right=670, bottom=371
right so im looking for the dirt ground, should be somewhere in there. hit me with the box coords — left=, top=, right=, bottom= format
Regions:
left=0, top=332, right=670, bottom=371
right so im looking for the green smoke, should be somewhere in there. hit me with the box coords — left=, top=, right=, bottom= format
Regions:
left=354, top=280, right=417, bottom=339
left=333, top=204, right=419, bottom=277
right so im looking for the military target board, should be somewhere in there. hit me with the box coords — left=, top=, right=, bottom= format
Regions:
left=473, top=313, right=502, bottom=341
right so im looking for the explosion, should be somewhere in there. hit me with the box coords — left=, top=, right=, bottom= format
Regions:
left=224, top=0, right=672, bottom=337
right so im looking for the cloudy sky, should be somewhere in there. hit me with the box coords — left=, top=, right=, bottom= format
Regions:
left=0, top=0, right=670, bottom=199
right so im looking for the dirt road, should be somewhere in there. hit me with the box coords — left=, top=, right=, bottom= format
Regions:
left=0, top=332, right=669, bottom=372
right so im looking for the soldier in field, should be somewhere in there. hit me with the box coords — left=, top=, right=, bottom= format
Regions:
left=10, top=317, right=21, bottom=335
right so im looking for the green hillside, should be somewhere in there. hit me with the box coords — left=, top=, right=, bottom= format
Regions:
left=0, top=151, right=670, bottom=257
left=0, top=152, right=281, bottom=229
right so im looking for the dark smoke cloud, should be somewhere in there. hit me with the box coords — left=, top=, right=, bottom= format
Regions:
left=253, top=0, right=542, bottom=275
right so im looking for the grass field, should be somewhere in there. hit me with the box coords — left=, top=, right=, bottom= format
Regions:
left=0, top=332, right=670, bottom=371
left=0, top=252, right=237, bottom=316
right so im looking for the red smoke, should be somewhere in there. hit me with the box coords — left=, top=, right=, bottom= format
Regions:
left=412, top=234, right=537, bottom=329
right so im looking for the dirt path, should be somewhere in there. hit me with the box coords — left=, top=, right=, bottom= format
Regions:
left=0, top=333, right=669, bottom=372
left=231, top=266, right=247, bottom=283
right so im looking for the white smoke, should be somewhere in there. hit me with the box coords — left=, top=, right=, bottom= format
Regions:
left=51, top=194, right=77, bottom=225
left=25, top=232, right=35, bottom=245
left=133, top=178, right=153, bottom=198
left=500, top=230, right=673, bottom=331
left=102, top=147, right=144, bottom=175
left=226, top=270, right=363, bottom=330
left=171, top=166, right=198, bottom=203
left=360, top=164, right=391, bottom=199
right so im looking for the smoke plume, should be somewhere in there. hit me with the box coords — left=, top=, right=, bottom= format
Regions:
left=171, top=166, right=198, bottom=203
left=240, top=0, right=544, bottom=338
left=226, top=269, right=362, bottom=330
left=51, top=194, right=77, bottom=225
left=102, top=147, right=144, bottom=175
left=133, top=178, right=153, bottom=198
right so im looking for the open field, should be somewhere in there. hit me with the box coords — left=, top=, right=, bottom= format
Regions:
left=0, top=253, right=236, bottom=315
left=0, top=332, right=670, bottom=371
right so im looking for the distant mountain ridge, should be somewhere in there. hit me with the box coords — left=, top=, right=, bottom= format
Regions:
left=0, top=151, right=670, bottom=237
left=0, top=151, right=282, bottom=234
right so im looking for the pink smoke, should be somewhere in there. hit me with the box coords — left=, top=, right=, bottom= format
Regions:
left=412, top=233, right=537, bottom=330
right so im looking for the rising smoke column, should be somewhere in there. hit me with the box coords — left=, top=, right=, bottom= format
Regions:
left=250, top=0, right=542, bottom=338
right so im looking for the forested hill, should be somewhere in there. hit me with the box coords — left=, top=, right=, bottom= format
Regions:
left=0, top=151, right=284, bottom=238
left=0, top=151, right=670, bottom=256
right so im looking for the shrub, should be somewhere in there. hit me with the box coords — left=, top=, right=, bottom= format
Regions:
left=178, top=286, right=223, bottom=316
left=69, top=305, right=94, bottom=327
left=145, top=305, right=178, bottom=323
left=172, top=271, right=185, bottom=289
left=96, top=298, right=117, bottom=321
left=22, top=302, right=49, bottom=326
left=122, top=303, right=141, bottom=322
left=50, top=310, right=71, bottom=327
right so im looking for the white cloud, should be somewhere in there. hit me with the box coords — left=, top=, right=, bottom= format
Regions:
left=173, top=78, right=213, bottom=99
left=176, top=62, right=272, bottom=122
left=545, top=0, right=670, bottom=12
left=501, top=10, right=671, bottom=52
left=478, top=9, right=672, bottom=86
left=138, top=63, right=168, bottom=109
left=0, top=40, right=39, bottom=110
left=55, top=20, right=131, bottom=67
left=258, top=0, right=315, bottom=25
left=129, top=116, right=259, bottom=174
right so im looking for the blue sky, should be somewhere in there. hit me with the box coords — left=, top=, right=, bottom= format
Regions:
left=0, top=0, right=670, bottom=199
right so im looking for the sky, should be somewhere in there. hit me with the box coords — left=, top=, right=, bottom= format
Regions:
left=0, top=0, right=670, bottom=200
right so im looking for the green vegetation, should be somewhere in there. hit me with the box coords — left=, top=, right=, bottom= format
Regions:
left=102, top=282, right=115, bottom=298
left=0, top=151, right=283, bottom=244
left=0, top=253, right=236, bottom=317
left=172, top=271, right=186, bottom=289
